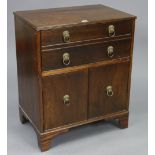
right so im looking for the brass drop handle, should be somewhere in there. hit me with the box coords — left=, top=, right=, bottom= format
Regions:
left=63, top=95, right=70, bottom=106
left=63, top=53, right=70, bottom=66
left=63, top=30, right=70, bottom=42
left=106, top=86, right=114, bottom=97
left=108, top=25, right=115, bottom=37
left=107, top=46, right=114, bottom=58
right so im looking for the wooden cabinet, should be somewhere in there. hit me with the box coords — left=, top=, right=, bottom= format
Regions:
left=14, top=4, right=136, bottom=151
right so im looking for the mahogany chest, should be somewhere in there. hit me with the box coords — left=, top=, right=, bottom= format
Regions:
left=14, top=5, right=136, bottom=151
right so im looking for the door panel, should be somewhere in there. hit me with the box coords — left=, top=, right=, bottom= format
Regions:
left=88, top=61, right=130, bottom=119
left=43, top=69, right=88, bottom=130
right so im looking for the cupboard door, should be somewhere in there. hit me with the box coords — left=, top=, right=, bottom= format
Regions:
left=88, top=61, right=130, bottom=119
left=42, top=69, right=88, bottom=130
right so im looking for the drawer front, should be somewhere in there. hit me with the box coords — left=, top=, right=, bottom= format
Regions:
left=41, top=20, right=132, bottom=46
left=42, top=38, right=131, bottom=71
left=42, top=69, right=88, bottom=130
left=88, top=61, right=130, bottom=119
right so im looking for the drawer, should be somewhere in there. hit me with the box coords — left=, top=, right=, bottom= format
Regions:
left=42, top=38, right=131, bottom=71
left=88, top=61, right=130, bottom=119
left=42, top=69, right=88, bottom=130
left=41, top=20, right=133, bottom=46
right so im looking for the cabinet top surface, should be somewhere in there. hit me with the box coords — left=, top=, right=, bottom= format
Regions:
left=14, top=4, right=136, bottom=31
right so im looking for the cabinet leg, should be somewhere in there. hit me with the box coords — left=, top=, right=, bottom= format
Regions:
left=37, top=135, right=51, bottom=152
left=37, top=129, right=68, bottom=152
left=119, top=117, right=129, bottom=129
left=19, top=107, right=29, bottom=124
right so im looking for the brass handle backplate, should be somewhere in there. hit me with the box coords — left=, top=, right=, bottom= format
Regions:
left=63, top=95, right=70, bottom=106
left=63, top=30, right=70, bottom=42
left=108, top=25, right=115, bottom=37
left=63, top=52, right=70, bottom=66
left=106, top=86, right=114, bottom=97
left=107, top=46, right=114, bottom=58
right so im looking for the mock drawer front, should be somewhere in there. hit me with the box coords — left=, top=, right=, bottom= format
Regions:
left=88, top=61, right=130, bottom=119
left=41, top=38, right=131, bottom=71
left=42, top=69, right=88, bottom=130
left=41, top=20, right=132, bottom=47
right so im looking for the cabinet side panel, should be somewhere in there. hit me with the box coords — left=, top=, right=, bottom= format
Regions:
left=14, top=16, right=43, bottom=132
left=127, top=19, right=136, bottom=109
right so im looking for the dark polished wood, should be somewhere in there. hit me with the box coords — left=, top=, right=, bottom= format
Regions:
left=42, top=38, right=131, bottom=71
left=37, top=129, right=69, bottom=152
left=88, top=61, right=130, bottom=118
left=14, top=17, right=43, bottom=132
left=14, top=5, right=136, bottom=31
left=42, top=69, right=88, bottom=130
left=41, top=20, right=133, bottom=47
left=41, top=57, right=130, bottom=77
left=14, top=4, right=136, bottom=151
left=119, top=116, right=129, bottom=129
